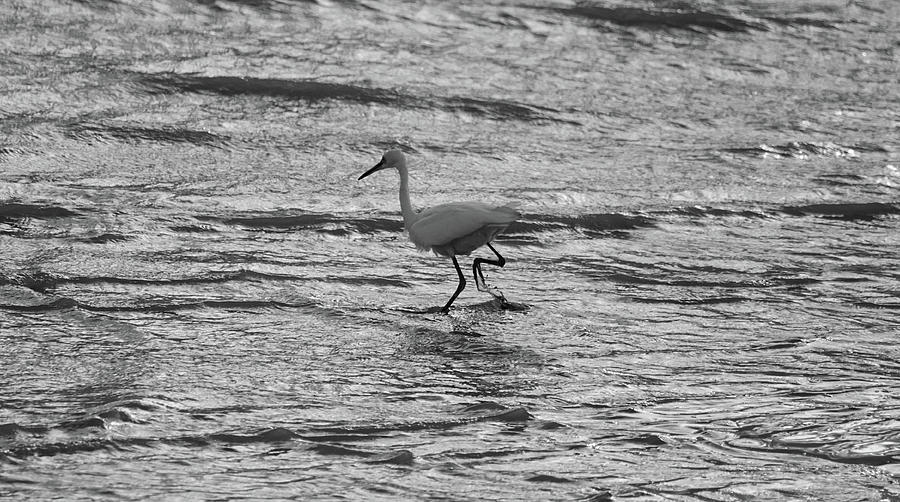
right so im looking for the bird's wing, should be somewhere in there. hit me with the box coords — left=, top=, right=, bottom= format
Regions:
left=408, top=202, right=520, bottom=247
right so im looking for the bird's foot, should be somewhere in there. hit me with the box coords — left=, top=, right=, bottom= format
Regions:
left=487, top=288, right=508, bottom=308
left=476, top=277, right=504, bottom=298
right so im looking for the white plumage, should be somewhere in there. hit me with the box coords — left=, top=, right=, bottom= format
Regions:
left=410, top=201, right=519, bottom=256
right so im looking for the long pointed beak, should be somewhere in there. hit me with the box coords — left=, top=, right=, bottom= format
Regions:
left=358, top=159, right=385, bottom=181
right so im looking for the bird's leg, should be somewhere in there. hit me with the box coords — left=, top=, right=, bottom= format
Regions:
left=473, top=243, right=506, bottom=286
left=472, top=243, right=509, bottom=307
left=441, top=255, right=467, bottom=314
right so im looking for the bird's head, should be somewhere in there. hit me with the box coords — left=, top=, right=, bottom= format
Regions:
left=358, top=149, right=406, bottom=180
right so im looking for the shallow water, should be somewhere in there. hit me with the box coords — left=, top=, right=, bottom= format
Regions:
left=1, top=0, right=899, bottom=500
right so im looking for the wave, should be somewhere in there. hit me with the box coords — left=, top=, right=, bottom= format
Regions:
left=725, top=421, right=900, bottom=467
left=0, top=203, right=78, bottom=222
left=0, top=422, right=47, bottom=438
left=760, top=15, right=839, bottom=29
left=552, top=3, right=850, bottom=32
left=629, top=296, right=749, bottom=305
left=556, top=4, right=766, bottom=33
left=3, top=201, right=893, bottom=253
left=188, top=0, right=303, bottom=12
left=0, top=269, right=294, bottom=293
left=813, top=173, right=867, bottom=188
left=305, top=443, right=414, bottom=465
left=204, top=210, right=655, bottom=241
left=8, top=398, right=180, bottom=430
left=0, top=427, right=413, bottom=466
left=65, top=122, right=230, bottom=148
left=0, top=272, right=412, bottom=312
left=81, top=233, right=131, bottom=244
left=607, top=273, right=817, bottom=289
left=780, top=202, right=900, bottom=220
left=722, top=142, right=867, bottom=159
left=0, top=297, right=309, bottom=313
left=139, top=73, right=578, bottom=125
left=169, top=224, right=220, bottom=233
left=0, top=403, right=529, bottom=464
left=511, top=213, right=655, bottom=236
left=854, top=301, right=900, bottom=310
left=190, top=202, right=898, bottom=245
left=650, top=206, right=768, bottom=219
left=301, top=405, right=530, bottom=439
left=210, top=213, right=404, bottom=235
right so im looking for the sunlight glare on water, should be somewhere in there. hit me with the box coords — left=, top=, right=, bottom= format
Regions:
left=1, top=0, right=899, bottom=500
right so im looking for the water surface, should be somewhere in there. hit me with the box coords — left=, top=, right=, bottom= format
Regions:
left=1, top=0, right=899, bottom=500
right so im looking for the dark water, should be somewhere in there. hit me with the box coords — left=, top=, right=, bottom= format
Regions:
left=2, top=0, right=899, bottom=500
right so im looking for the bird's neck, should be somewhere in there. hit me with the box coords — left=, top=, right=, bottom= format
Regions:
left=397, top=164, right=418, bottom=228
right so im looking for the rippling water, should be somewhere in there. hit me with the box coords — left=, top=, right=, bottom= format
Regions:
left=2, top=0, right=899, bottom=500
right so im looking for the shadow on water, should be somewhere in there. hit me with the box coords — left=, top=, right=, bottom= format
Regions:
left=394, top=298, right=529, bottom=317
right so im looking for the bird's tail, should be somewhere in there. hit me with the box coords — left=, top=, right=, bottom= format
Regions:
left=496, top=202, right=522, bottom=221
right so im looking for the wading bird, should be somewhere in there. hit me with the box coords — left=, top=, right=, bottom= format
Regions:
left=358, top=150, right=520, bottom=313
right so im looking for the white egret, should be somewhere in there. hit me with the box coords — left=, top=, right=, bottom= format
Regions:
left=358, top=150, right=520, bottom=313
